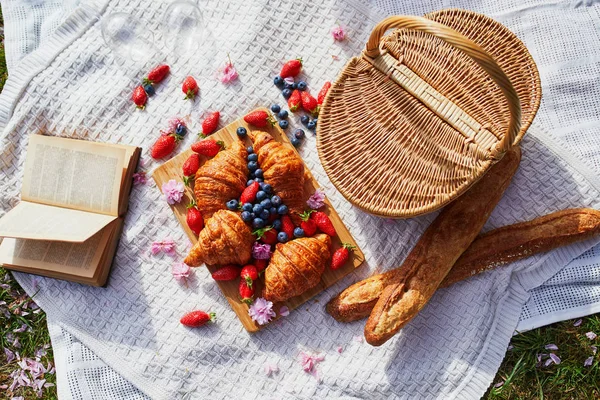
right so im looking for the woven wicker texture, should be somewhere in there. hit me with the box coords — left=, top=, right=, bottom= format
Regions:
left=317, top=9, right=541, bottom=218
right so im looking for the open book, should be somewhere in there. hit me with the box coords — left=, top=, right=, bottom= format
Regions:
left=0, top=135, right=141, bottom=286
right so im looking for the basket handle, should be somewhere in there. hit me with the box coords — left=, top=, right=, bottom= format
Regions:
left=364, top=15, right=521, bottom=157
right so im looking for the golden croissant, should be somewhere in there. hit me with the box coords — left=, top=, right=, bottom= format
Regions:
left=184, top=210, right=254, bottom=267
left=194, top=140, right=248, bottom=220
left=263, top=234, right=331, bottom=302
left=248, top=131, right=305, bottom=222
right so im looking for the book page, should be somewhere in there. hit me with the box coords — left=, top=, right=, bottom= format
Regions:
left=21, top=135, right=126, bottom=216
left=0, top=201, right=116, bottom=242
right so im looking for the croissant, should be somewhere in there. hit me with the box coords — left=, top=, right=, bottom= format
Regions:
left=263, top=234, right=331, bottom=302
left=194, top=140, right=248, bottom=220
left=249, top=131, right=305, bottom=222
left=184, top=210, right=254, bottom=267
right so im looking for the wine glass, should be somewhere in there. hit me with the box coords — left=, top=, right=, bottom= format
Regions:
left=162, top=1, right=204, bottom=61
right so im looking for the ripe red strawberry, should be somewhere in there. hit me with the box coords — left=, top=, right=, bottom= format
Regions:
left=180, top=310, right=216, bottom=327
left=144, top=64, right=170, bottom=85
left=288, top=89, right=302, bottom=112
left=200, top=111, right=220, bottom=137
left=151, top=134, right=179, bottom=159
left=211, top=265, right=240, bottom=281
left=280, top=215, right=295, bottom=239
left=299, top=210, right=317, bottom=236
left=330, top=243, right=356, bottom=270
left=257, top=227, right=277, bottom=245
left=191, top=140, right=224, bottom=157
left=182, top=153, right=201, bottom=185
left=254, top=259, right=268, bottom=274
left=186, top=202, right=204, bottom=235
left=317, top=81, right=331, bottom=105
left=239, top=278, right=255, bottom=304
left=241, top=264, right=258, bottom=288
left=182, top=76, right=199, bottom=100
left=244, top=110, right=275, bottom=128
left=301, top=91, right=319, bottom=115
left=132, top=85, right=147, bottom=109
left=280, top=58, right=303, bottom=78
left=240, top=181, right=260, bottom=204
left=312, top=211, right=336, bottom=236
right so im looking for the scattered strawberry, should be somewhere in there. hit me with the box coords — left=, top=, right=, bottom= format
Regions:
left=331, top=243, right=356, bottom=270
left=280, top=215, right=295, bottom=239
left=300, top=210, right=317, bottom=236
left=280, top=58, right=303, bottom=78
left=317, top=81, right=331, bottom=105
left=182, top=153, right=201, bottom=186
left=312, top=211, right=336, bottom=236
left=180, top=310, right=216, bottom=327
left=240, top=265, right=258, bottom=288
left=186, top=201, right=204, bottom=235
left=288, top=89, right=302, bottom=112
left=151, top=134, right=180, bottom=159
left=191, top=139, right=224, bottom=157
left=256, top=227, right=277, bottom=245
left=211, top=265, right=240, bottom=281
left=301, top=91, right=319, bottom=115
left=144, top=64, right=170, bottom=85
left=182, top=76, right=199, bottom=100
left=239, top=278, right=255, bottom=304
left=244, top=110, right=275, bottom=128
left=254, top=259, right=268, bottom=274
left=200, top=111, right=220, bottom=137
left=240, top=181, right=260, bottom=204
left=132, top=85, right=147, bottom=109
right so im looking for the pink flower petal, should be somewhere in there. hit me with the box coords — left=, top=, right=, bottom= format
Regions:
left=132, top=172, right=148, bottom=185
left=263, top=362, right=279, bottom=377
left=549, top=353, right=561, bottom=365
left=284, top=77, right=295, bottom=85
left=336, top=346, right=343, bottom=353
left=299, top=351, right=325, bottom=380
left=353, top=335, right=363, bottom=343
left=151, top=239, right=177, bottom=256
left=586, top=331, right=597, bottom=340
left=218, top=62, right=239, bottom=84
left=544, top=358, right=553, bottom=367
left=494, top=380, right=504, bottom=388
left=584, top=356, right=594, bottom=367
left=591, top=346, right=597, bottom=355
left=4, top=347, right=15, bottom=363
left=306, top=189, right=326, bottom=209
left=331, top=25, right=347, bottom=41
left=172, top=262, right=191, bottom=281
left=279, top=306, right=289, bottom=317
left=545, top=344, right=558, bottom=351
left=574, top=319, right=583, bottom=327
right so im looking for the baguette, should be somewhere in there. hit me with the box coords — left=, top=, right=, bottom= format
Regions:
left=326, top=207, right=600, bottom=323
left=364, top=148, right=521, bottom=346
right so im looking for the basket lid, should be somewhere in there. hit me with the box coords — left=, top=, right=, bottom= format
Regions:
left=316, top=9, right=541, bottom=218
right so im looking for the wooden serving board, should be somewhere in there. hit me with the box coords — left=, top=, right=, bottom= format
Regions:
left=152, top=108, right=365, bottom=331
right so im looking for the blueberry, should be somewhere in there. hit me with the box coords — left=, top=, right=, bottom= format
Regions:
left=237, top=127, right=247, bottom=137
left=277, top=205, right=289, bottom=215
left=261, top=198, right=272, bottom=209
left=271, top=195, right=282, bottom=206
left=256, top=191, right=267, bottom=201
left=248, top=161, right=258, bottom=171
left=291, top=137, right=301, bottom=147
left=253, top=218, right=266, bottom=229
left=274, top=76, right=284, bottom=87
left=292, top=83, right=298, bottom=89
left=259, top=209, right=270, bottom=220
left=270, top=206, right=278, bottom=216
left=248, top=153, right=258, bottom=162
left=249, top=171, right=256, bottom=179
left=272, top=219, right=282, bottom=230
left=294, top=128, right=305, bottom=139
left=278, top=110, right=289, bottom=120
left=261, top=183, right=273, bottom=194
left=255, top=177, right=264, bottom=183
left=143, top=83, right=155, bottom=96
left=294, top=227, right=305, bottom=238
left=240, top=211, right=252, bottom=222
left=271, top=104, right=281, bottom=113
left=252, top=204, right=264, bottom=214
left=246, top=146, right=254, bottom=154
left=249, top=212, right=256, bottom=219
left=307, top=120, right=316, bottom=131
left=226, top=199, right=239, bottom=210
left=297, top=81, right=307, bottom=91
left=247, top=179, right=255, bottom=186
left=175, top=124, right=187, bottom=136
left=284, top=81, right=294, bottom=90
left=279, top=120, right=289, bottom=129
left=282, top=89, right=292, bottom=99
left=255, top=169, right=264, bottom=179
left=300, top=115, right=310, bottom=125
left=242, top=203, right=253, bottom=212
left=277, top=231, right=289, bottom=243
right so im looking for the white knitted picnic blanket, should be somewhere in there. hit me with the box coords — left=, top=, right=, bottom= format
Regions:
left=2, top=0, right=600, bottom=399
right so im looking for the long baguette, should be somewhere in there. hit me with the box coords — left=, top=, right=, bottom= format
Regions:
left=326, top=207, right=600, bottom=323
left=364, top=148, right=521, bottom=346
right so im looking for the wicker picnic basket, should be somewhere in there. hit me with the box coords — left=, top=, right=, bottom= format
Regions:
left=317, top=9, right=541, bottom=218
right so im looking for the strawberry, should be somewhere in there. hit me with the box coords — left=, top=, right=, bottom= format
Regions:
left=132, top=85, right=147, bottom=109
left=182, top=76, right=199, bottom=100
left=301, top=91, right=319, bottom=115
left=280, top=58, right=303, bottom=78
left=299, top=210, right=317, bottom=236
left=240, top=265, right=258, bottom=288
left=243, top=110, right=275, bottom=128
left=180, top=310, right=216, bottom=327
left=144, top=64, right=170, bottom=85
left=255, top=227, right=277, bottom=245
left=186, top=201, right=204, bottom=235
left=239, top=278, right=255, bottom=304
left=280, top=215, right=295, bottom=239
left=288, top=89, right=302, bottom=112
left=182, top=153, right=201, bottom=185
left=317, top=81, right=331, bottom=105
left=151, top=134, right=180, bottom=159
left=254, top=259, right=268, bottom=274
left=331, top=243, right=356, bottom=270
left=200, top=111, right=220, bottom=137
left=211, top=265, right=240, bottom=281
left=312, top=211, right=336, bottom=236
left=191, top=140, right=224, bottom=157
left=240, top=181, right=260, bottom=204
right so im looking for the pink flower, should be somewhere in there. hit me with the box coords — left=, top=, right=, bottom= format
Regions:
left=307, top=189, right=326, bottom=209
left=151, top=238, right=177, bottom=256
left=248, top=297, right=276, bottom=325
left=263, top=362, right=279, bottom=377
left=218, top=56, right=239, bottom=84
left=353, top=335, right=363, bottom=343
left=586, top=331, right=597, bottom=340
left=133, top=172, right=147, bottom=185
left=299, top=351, right=325, bottom=380
left=171, top=262, right=191, bottom=282
left=162, top=179, right=185, bottom=205
left=279, top=306, right=290, bottom=317
left=584, top=356, right=594, bottom=367
left=331, top=25, right=347, bottom=41
left=252, top=242, right=272, bottom=260
left=336, top=346, right=343, bottom=353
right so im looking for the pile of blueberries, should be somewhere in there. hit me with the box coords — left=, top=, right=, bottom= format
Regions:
left=270, top=104, right=305, bottom=147
left=273, top=76, right=318, bottom=132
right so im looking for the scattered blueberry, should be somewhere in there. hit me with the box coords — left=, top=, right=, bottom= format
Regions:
left=261, top=183, right=273, bottom=194
left=175, top=124, right=187, bottom=136
left=278, top=110, right=289, bottom=120
left=247, top=179, right=255, bottom=186
left=294, top=227, right=305, bottom=238
left=274, top=76, right=284, bottom=87
left=253, top=218, right=266, bottom=229
left=259, top=209, right=270, bottom=220
left=248, top=153, right=258, bottom=162
left=284, top=81, right=294, bottom=90
left=300, top=115, right=310, bottom=125
left=282, top=88, right=292, bottom=99
left=277, top=231, right=289, bottom=243
left=271, top=195, right=282, bottom=206
left=294, top=128, right=305, bottom=139
left=292, top=83, right=298, bottom=90
left=226, top=199, right=239, bottom=210
left=255, top=177, right=264, bottom=182
left=237, top=127, right=247, bottom=137
left=143, top=83, right=155, bottom=96
left=248, top=161, right=258, bottom=171
left=297, top=81, right=307, bottom=91
left=255, top=169, right=264, bottom=179
left=249, top=171, right=256, bottom=179
left=246, top=146, right=254, bottom=154
left=272, top=219, right=282, bottom=230
left=279, top=120, right=289, bottom=129
left=241, top=211, right=252, bottom=222
left=291, top=137, right=301, bottom=147
left=307, top=120, right=316, bottom=131
left=271, top=104, right=281, bottom=113
left=270, top=206, right=278, bottom=216
left=256, top=191, right=267, bottom=201
left=252, top=204, right=264, bottom=214
left=242, top=203, right=253, bottom=212
left=261, top=198, right=272, bottom=209
left=277, top=205, right=289, bottom=215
